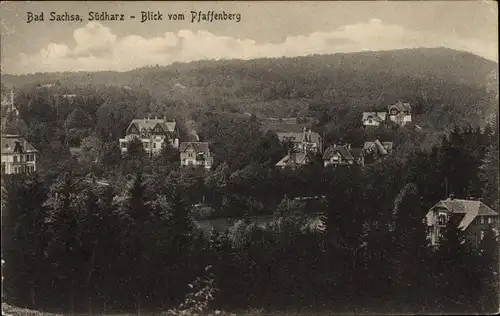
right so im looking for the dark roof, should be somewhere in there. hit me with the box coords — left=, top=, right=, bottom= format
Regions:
left=363, top=139, right=393, bottom=155
left=323, top=145, right=354, bottom=160
left=126, top=118, right=176, bottom=134
left=1, top=135, right=38, bottom=154
left=388, top=101, right=411, bottom=112
left=179, top=142, right=210, bottom=154
left=430, top=198, right=498, bottom=230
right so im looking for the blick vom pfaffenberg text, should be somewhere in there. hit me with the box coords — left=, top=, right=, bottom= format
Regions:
left=26, top=11, right=242, bottom=23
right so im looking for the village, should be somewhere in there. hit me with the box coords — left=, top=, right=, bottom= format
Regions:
left=2, top=88, right=498, bottom=251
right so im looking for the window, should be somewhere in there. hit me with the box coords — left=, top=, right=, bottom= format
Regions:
left=188, top=152, right=194, bottom=158
left=480, top=217, right=485, bottom=224
left=13, top=155, right=18, bottom=163
left=143, top=142, right=149, bottom=149
left=1, top=163, right=5, bottom=174
left=438, top=214, right=447, bottom=226
left=120, top=142, right=127, bottom=148
left=480, top=230, right=485, bottom=240
left=14, top=166, right=20, bottom=174
left=488, top=217, right=493, bottom=224
left=153, top=143, right=157, bottom=149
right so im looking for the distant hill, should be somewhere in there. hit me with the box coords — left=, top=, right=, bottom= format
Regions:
left=1, top=48, right=498, bottom=126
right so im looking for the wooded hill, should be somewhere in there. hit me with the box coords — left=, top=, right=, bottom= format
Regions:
left=2, top=47, right=498, bottom=128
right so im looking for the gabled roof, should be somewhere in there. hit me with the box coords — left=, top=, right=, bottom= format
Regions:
left=276, top=152, right=312, bottom=167
left=126, top=118, right=177, bottom=134
left=388, top=101, right=411, bottom=112
left=323, top=145, right=354, bottom=161
left=362, top=112, right=387, bottom=122
left=276, top=130, right=322, bottom=144
left=179, top=142, right=210, bottom=154
left=364, top=139, right=393, bottom=155
left=1, top=135, right=38, bottom=154
left=430, top=198, right=498, bottom=230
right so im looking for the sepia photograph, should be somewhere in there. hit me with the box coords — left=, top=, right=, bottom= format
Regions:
left=0, top=0, right=499, bottom=315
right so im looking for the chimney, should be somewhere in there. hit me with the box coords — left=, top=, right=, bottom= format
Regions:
left=449, top=194, right=455, bottom=200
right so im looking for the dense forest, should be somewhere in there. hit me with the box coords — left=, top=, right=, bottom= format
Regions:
left=1, top=48, right=499, bottom=314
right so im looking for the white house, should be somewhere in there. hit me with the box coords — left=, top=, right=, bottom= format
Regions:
left=119, top=117, right=180, bottom=156
left=179, top=142, right=213, bottom=169
left=1, top=134, right=38, bottom=175
left=425, top=196, right=498, bottom=247
left=362, top=112, right=387, bottom=126
left=387, top=101, right=412, bottom=126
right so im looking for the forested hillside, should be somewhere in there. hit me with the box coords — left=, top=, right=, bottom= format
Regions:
left=2, top=48, right=497, bottom=126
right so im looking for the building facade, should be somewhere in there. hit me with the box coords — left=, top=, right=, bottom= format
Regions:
left=1, top=134, right=38, bottom=175
left=179, top=142, right=213, bottom=169
left=119, top=117, right=180, bottom=156
left=322, top=143, right=364, bottom=167
left=362, top=112, right=387, bottom=126
left=276, top=127, right=323, bottom=154
left=363, top=140, right=393, bottom=164
left=425, top=196, right=498, bottom=247
left=388, top=101, right=412, bottom=126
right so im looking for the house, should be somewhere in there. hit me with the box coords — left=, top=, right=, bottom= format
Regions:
left=1, top=134, right=38, bottom=175
left=119, top=117, right=180, bottom=156
left=362, top=112, right=387, bottom=126
left=387, top=101, right=411, bottom=125
left=276, top=150, right=316, bottom=169
left=276, top=127, right=323, bottom=154
left=363, top=140, right=393, bottom=164
left=179, top=142, right=213, bottom=169
left=323, top=143, right=364, bottom=167
left=425, top=196, right=498, bottom=247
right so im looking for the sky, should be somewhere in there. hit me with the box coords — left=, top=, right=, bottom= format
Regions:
left=0, top=1, right=498, bottom=74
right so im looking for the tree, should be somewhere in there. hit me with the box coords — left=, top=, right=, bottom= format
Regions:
left=1, top=175, right=48, bottom=308
left=126, top=137, right=146, bottom=159
left=155, top=143, right=180, bottom=164
left=389, top=183, right=431, bottom=307
left=80, top=134, right=104, bottom=165
left=477, top=227, right=499, bottom=312
left=434, top=215, right=481, bottom=312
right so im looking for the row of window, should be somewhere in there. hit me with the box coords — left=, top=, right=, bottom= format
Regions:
left=12, top=154, right=36, bottom=163
left=477, top=217, right=496, bottom=224
left=2, top=164, right=35, bottom=174
left=437, top=214, right=496, bottom=226
left=120, top=141, right=164, bottom=149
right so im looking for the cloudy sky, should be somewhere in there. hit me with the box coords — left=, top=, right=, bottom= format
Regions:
left=0, top=1, right=497, bottom=74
